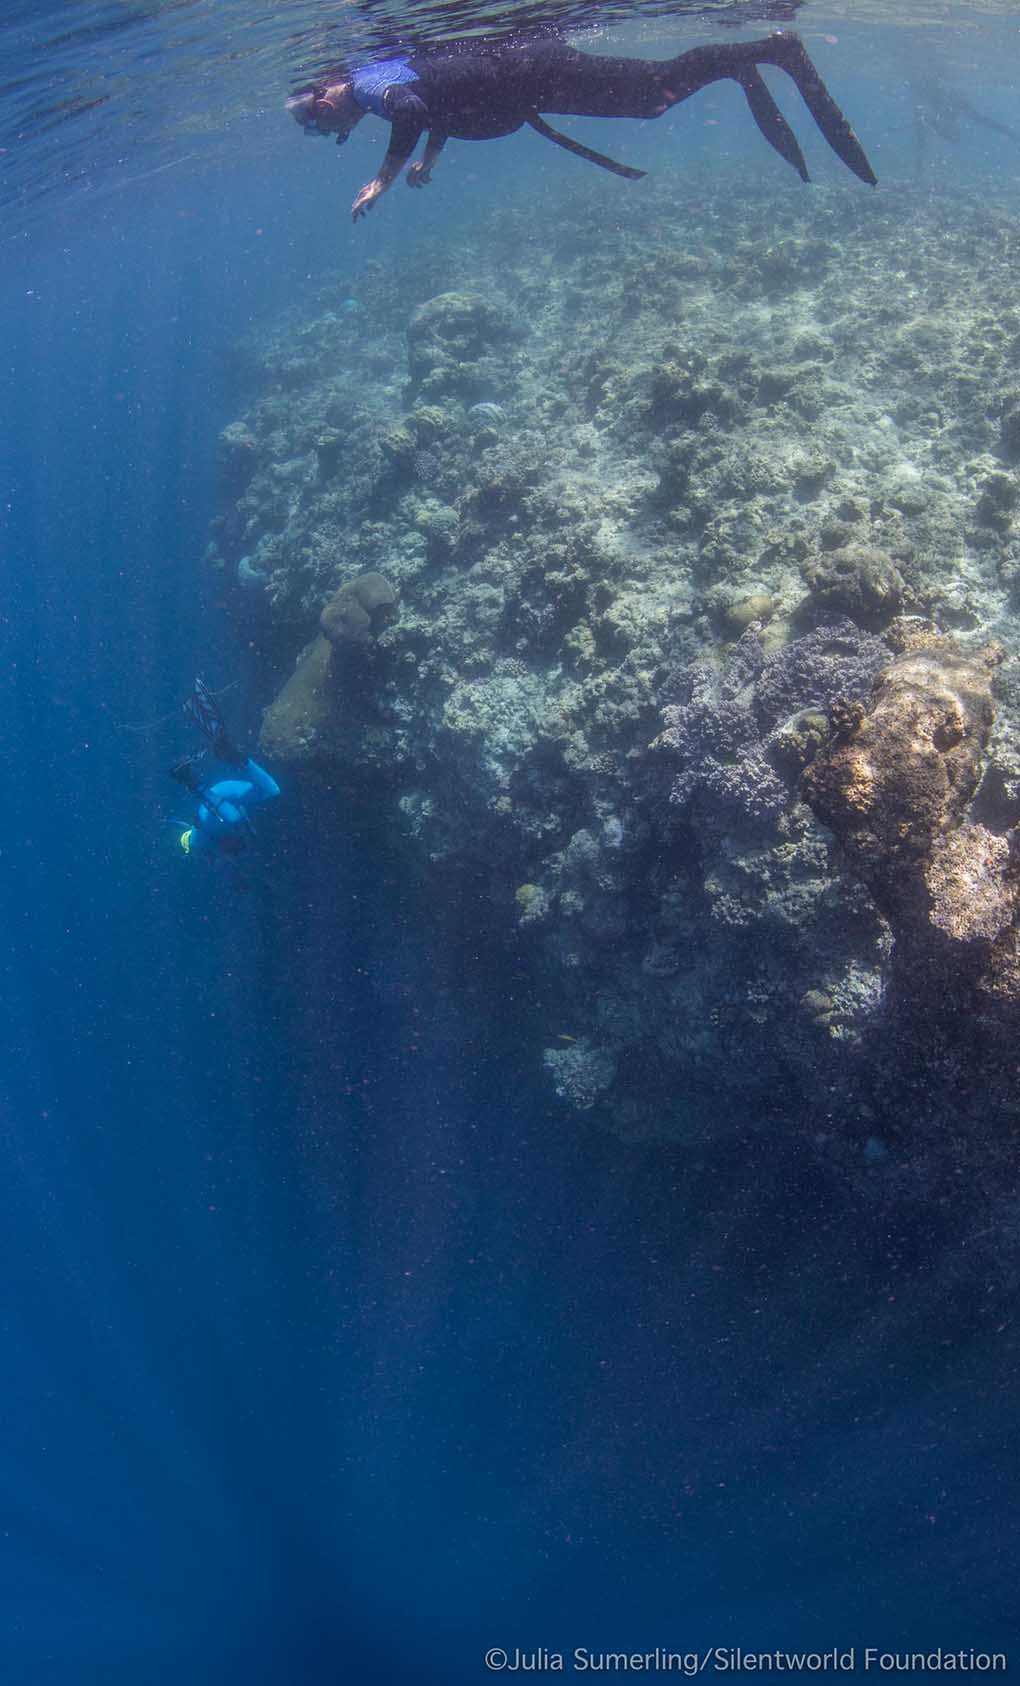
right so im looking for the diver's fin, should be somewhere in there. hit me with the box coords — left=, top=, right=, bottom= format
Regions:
left=735, top=65, right=809, bottom=181
left=526, top=112, right=646, bottom=180
left=184, top=676, right=223, bottom=745
left=764, top=33, right=877, bottom=185
left=183, top=678, right=244, bottom=764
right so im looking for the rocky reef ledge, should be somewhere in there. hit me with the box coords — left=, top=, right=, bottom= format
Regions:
left=209, top=183, right=1020, bottom=1207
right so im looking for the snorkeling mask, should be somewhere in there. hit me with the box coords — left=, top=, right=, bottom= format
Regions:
left=286, top=81, right=363, bottom=144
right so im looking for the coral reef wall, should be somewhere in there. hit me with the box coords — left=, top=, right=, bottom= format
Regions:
left=209, top=181, right=1020, bottom=1191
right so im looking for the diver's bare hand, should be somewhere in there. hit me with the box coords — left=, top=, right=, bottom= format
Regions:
left=406, top=162, right=432, bottom=188
left=352, top=178, right=385, bottom=221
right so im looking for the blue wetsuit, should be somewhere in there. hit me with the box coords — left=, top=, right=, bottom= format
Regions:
left=183, top=758, right=280, bottom=857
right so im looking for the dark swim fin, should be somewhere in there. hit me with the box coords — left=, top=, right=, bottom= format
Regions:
left=735, top=65, right=809, bottom=181
left=183, top=677, right=224, bottom=745
left=183, top=677, right=243, bottom=763
left=526, top=112, right=646, bottom=180
left=762, top=32, right=877, bottom=185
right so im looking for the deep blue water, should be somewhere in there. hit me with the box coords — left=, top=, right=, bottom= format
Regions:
left=3, top=7, right=1020, bottom=1681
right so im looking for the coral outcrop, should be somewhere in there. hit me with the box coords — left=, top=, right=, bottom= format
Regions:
left=320, top=573, right=396, bottom=645
left=656, top=619, right=888, bottom=828
left=210, top=180, right=1020, bottom=1196
left=801, top=545, right=905, bottom=628
left=259, top=635, right=335, bottom=764
left=260, top=574, right=398, bottom=763
left=802, top=627, right=1020, bottom=1011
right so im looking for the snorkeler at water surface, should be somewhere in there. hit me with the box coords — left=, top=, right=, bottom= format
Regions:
left=288, top=27, right=877, bottom=222
left=169, top=679, right=280, bottom=861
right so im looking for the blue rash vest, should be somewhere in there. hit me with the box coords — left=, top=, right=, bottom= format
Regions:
left=350, top=57, right=419, bottom=117
left=183, top=758, right=280, bottom=856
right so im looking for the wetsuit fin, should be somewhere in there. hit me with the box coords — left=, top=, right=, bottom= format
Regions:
left=764, top=34, right=877, bottom=185
left=735, top=66, right=809, bottom=182
left=526, top=112, right=646, bottom=180
left=184, top=678, right=224, bottom=744
left=183, top=678, right=243, bottom=763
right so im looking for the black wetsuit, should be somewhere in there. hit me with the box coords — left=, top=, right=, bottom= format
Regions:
left=360, top=31, right=877, bottom=187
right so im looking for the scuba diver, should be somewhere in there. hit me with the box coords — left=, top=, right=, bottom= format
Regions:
left=170, top=679, right=280, bottom=861
left=287, top=27, right=877, bottom=222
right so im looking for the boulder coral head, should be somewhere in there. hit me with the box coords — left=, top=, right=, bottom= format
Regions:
left=259, top=634, right=334, bottom=764
left=320, top=572, right=397, bottom=644
left=260, top=574, right=397, bottom=763
left=800, top=545, right=905, bottom=630
left=800, top=626, right=1020, bottom=1016
left=801, top=631, right=995, bottom=898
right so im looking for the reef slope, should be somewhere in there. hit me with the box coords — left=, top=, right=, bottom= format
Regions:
left=210, top=182, right=1020, bottom=1199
